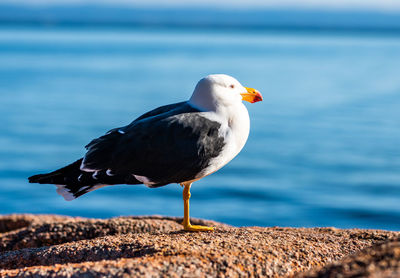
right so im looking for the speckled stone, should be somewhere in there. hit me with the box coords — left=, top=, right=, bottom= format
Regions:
left=297, top=238, right=400, bottom=278
left=0, top=214, right=398, bottom=277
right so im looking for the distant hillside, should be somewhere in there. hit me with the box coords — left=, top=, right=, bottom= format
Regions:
left=0, top=3, right=400, bottom=32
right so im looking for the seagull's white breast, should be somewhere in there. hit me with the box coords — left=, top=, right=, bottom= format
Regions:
left=195, top=102, right=250, bottom=179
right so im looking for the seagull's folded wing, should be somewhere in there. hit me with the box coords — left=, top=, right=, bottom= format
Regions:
left=81, top=102, right=225, bottom=186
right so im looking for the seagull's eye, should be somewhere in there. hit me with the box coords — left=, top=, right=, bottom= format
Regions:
left=229, top=84, right=235, bottom=89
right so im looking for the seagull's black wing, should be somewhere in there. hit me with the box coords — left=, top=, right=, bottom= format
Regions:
left=82, top=102, right=226, bottom=186
left=104, top=101, right=186, bottom=135
left=133, top=101, right=186, bottom=122
left=29, top=101, right=226, bottom=199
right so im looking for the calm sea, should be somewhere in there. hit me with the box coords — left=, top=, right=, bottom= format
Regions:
left=1, top=26, right=399, bottom=230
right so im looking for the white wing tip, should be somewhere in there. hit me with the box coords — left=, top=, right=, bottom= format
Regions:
left=79, top=159, right=97, bottom=172
left=133, top=174, right=157, bottom=187
left=55, top=185, right=76, bottom=201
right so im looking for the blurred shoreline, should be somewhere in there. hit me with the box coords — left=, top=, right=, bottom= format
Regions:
left=2, top=22, right=400, bottom=37
left=1, top=4, right=400, bottom=36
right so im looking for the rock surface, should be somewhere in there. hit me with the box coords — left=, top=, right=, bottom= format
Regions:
left=0, top=214, right=398, bottom=277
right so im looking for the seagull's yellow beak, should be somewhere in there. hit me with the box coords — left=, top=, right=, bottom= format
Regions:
left=241, top=87, right=263, bottom=103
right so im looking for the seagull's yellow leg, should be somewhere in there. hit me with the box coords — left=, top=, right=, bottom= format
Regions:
left=181, top=182, right=214, bottom=232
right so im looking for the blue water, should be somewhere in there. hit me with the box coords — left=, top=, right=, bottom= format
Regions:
left=1, top=26, right=400, bottom=230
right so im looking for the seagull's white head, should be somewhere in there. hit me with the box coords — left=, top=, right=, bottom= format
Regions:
left=189, top=74, right=262, bottom=111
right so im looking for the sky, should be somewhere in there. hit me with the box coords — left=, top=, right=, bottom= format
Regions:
left=2, top=0, right=400, bottom=11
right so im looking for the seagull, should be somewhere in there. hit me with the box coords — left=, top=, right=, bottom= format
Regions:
left=29, top=74, right=262, bottom=231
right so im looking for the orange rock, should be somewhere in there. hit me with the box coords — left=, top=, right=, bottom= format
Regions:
left=0, top=214, right=398, bottom=277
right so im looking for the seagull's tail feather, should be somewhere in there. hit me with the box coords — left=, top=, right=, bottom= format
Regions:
left=28, top=158, right=142, bottom=201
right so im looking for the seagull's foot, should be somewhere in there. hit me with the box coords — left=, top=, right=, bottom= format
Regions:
left=183, top=223, right=214, bottom=232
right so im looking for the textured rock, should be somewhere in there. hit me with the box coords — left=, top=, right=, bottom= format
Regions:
left=0, top=214, right=398, bottom=277
left=298, top=239, right=400, bottom=278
